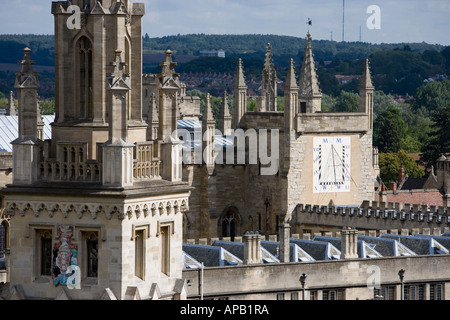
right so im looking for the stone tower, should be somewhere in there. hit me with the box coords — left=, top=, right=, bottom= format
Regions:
left=2, top=0, right=191, bottom=300
left=298, top=32, right=322, bottom=114
left=51, top=0, right=146, bottom=160
left=232, top=58, right=247, bottom=129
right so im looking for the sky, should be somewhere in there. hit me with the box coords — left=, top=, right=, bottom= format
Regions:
left=0, top=0, right=449, bottom=45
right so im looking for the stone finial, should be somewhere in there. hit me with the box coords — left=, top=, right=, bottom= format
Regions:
left=158, top=49, right=180, bottom=88
left=15, top=47, right=39, bottom=89
left=108, top=49, right=130, bottom=91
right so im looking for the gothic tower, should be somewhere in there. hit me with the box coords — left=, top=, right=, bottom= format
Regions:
left=51, top=0, right=147, bottom=160
left=2, top=0, right=191, bottom=300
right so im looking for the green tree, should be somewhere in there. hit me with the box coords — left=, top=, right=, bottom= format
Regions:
left=333, top=91, right=359, bottom=112
left=39, top=99, right=55, bottom=115
left=379, top=150, right=425, bottom=186
left=374, top=106, right=407, bottom=153
left=411, top=79, right=450, bottom=114
left=421, top=105, right=450, bottom=168
left=321, top=93, right=336, bottom=112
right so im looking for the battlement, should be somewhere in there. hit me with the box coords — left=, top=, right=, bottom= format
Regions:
left=293, top=201, right=450, bottom=235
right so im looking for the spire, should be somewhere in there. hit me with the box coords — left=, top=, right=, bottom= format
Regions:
left=221, top=91, right=232, bottom=118
left=261, top=43, right=277, bottom=111
left=298, top=33, right=322, bottom=113
left=360, top=59, right=374, bottom=90
left=233, top=58, right=247, bottom=129
left=7, top=91, right=16, bottom=116
left=284, top=59, right=299, bottom=91
left=284, top=59, right=299, bottom=131
left=298, top=33, right=321, bottom=97
left=203, top=93, right=215, bottom=125
left=219, top=91, right=232, bottom=136
left=234, top=58, right=247, bottom=89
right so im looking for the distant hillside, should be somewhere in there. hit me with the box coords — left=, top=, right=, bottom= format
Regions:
left=0, top=33, right=448, bottom=98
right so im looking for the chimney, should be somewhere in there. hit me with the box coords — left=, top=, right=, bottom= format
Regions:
left=243, top=232, right=262, bottom=265
left=398, top=168, right=406, bottom=187
left=390, top=182, right=397, bottom=191
left=340, top=227, right=358, bottom=259
left=279, top=223, right=291, bottom=263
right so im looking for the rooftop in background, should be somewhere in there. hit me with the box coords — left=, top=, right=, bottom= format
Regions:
left=0, top=115, right=54, bottom=152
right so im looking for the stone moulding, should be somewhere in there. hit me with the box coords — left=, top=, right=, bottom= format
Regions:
left=3, top=198, right=189, bottom=221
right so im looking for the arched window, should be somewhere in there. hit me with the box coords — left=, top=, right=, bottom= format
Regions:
left=0, top=221, right=7, bottom=258
left=220, top=208, right=240, bottom=241
left=77, top=37, right=93, bottom=120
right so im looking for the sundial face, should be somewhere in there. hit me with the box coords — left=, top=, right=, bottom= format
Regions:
left=313, top=136, right=351, bottom=193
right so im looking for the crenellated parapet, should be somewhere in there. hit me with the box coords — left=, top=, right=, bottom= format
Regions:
left=293, top=202, right=450, bottom=234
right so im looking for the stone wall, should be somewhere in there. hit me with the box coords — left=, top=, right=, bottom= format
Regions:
left=183, top=254, right=450, bottom=300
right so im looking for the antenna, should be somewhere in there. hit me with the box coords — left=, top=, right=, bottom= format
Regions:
left=331, top=31, right=333, bottom=42
left=359, top=25, right=362, bottom=42
left=342, top=0, right=345, bottom=42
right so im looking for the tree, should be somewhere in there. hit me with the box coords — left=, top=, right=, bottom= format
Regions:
left=421, top=105, right=450, bottom=168
left=411, top=79, right=450, bottom=114
left=374, top=106, right=407, bottom=153
left=379, top=150, right=425, bottom=186
left=333, top=91, right=359, bottom=112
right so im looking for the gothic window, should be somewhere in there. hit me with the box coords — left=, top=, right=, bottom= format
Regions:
left=0, top=221, right=7, bottom=258
left=221, top=209, right=239, bottom=241
left=78, top=37, right=93, bottom=120
left=160, top=226, right=170, bottom=276
left=135, top=229, right=144, bottom=280
left=36, top=229, right=53, bottom=277
left=85, top=232, right=98, bottom=278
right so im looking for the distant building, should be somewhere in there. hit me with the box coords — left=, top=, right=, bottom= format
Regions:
left=199, top=49, right=226, bottom=58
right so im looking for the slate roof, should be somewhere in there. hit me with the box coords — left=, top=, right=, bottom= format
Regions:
left=0, top=115, right=54, bottom=152
left=182, top=243, right=242, bottom=268
left=380, top=234, right=435, bottom=255
left=313, top=235, right=383, bottom=259
left=212, top=240, right=279, bottom=263
left=358, top=235, right=416, bottom=257
left=261, top=240, right=315, bottom=262
left=400, top=177, right=429, bottom=190
left=290, top=238, right=341, bottom=261
left=412, top=234, right=450, bottom=254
